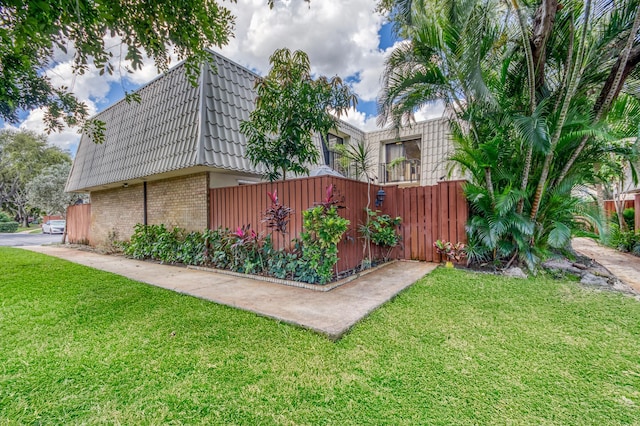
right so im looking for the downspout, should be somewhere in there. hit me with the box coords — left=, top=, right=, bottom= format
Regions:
left=143, top=181, right=148, bottom=226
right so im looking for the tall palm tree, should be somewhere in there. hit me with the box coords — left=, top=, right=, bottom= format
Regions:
left=378, top=0, right=640, bottom=268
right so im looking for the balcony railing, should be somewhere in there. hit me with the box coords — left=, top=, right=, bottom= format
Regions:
left=379, top=159, right=421, bottom=184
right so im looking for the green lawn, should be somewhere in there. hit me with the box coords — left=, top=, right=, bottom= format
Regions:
left=1, top=247, right=639, bottom=425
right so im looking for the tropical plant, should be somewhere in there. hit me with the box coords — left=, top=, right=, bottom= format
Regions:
left=332, top=140, right=378, bottom=266
left=263, top=189, right=293, bottom=236
left=298, top=202, right=350, bottom=284
left=359, top=209, right=402, bottom=262
left=433, top=240, right=467, bottom=263
left=378, top=0, right=640, bottom=269
left=240, top=48, right=358, bottom=181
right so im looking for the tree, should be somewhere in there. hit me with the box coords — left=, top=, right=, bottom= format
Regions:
left=0, top=130, right=71, bottom=226
left=27, top=163, right=85, bottom=217
left=1, top=0, right=236, bottom=137
left=240, top=48, right=358, bottom=181
left=378, top=0, right=640, bottom=268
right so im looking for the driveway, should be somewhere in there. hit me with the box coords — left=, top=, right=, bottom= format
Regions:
left=0, top=233, right=63, bottom=246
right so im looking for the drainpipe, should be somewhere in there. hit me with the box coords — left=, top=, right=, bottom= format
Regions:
left=143, top=181, right=148, bottom=225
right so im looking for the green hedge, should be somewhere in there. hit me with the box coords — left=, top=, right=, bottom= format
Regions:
left=0, top=222, right=19, bottom=233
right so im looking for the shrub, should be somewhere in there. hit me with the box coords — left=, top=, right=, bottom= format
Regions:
left=609, top=224, right=640, bottom=254
left=623, top=208, right=635, bottom=230
left=0, top=212, right=12, bottom=222
left=359, top=209, right=402, bottom=261
left=0, top=221, right=19, bottom=233
left=297, top=204, right=349, bottom=284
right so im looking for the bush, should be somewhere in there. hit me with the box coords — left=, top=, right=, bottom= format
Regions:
left=297, top=205, right=349, bottom=284
left=0, top=221, right=19, bottom=233
left=623, top=208, right=635, bottom=230
left=0, top=212, right=12, bottom=223
left=608, top=223, right=640, bottom=254
left=359, top=209, right=402, bottom=262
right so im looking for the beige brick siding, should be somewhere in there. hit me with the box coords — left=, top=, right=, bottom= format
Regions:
left=147, top=173, right=208, bottom=231
left=90, top=172, right=208, bottom=246
left=90, top=184, right=144, bottom=246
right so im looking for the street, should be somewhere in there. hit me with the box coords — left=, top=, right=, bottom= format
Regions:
left=0, top=233, right=63, bottom=247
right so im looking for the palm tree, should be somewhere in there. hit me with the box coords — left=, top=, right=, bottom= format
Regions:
left=378, top=0, right=640, bottom=268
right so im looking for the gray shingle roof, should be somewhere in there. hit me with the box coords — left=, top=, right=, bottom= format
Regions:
left=66, top=50, right=263, bottom=192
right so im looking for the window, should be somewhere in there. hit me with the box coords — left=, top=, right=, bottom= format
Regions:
left=382, top=138, right=421, bottom=183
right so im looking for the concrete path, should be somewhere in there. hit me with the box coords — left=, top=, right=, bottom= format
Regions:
left=22, top=245, right=437, bottom=340
left=572, top=237, right=640, bottom=293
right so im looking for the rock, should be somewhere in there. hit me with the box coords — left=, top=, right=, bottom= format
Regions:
left=572, top=262, right=589, bottom=270
left=542, top=258, right=582, bottom=275
left=580, top=273, right=610, bottom=287
left=504, top=267, right=528, bottom=279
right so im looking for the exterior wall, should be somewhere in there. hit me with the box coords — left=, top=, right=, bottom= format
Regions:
left=147, top=173, right=208, bottom=231
left=364, top=118, right=462, bottom=186
left=209, top=172, right=262, bottom=188
left=90, top=172, right=208, bottom=246
left=90, top=184, right=144, bottom=245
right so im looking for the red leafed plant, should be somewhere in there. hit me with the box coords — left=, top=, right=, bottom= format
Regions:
left=263, top=189, right=293, bottom=235
left=315, top=184, right=345, bottom=210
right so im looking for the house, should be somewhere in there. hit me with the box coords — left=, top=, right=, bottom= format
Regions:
left=66, top=50, right=461, bottom=246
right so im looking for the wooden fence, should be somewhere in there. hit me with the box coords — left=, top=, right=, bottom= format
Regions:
left=66, top=204, right=91, bottom=244
left=209, top=176, right=468, bottom=273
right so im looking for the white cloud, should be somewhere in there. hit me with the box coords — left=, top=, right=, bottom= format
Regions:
left=19, top=2, right=401, bottom=144
left=216, top=0, right=387, bottom=102
left=339, top=107, right=379, bottom=132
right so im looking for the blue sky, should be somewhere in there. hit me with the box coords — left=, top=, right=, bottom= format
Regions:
left=6, top=3, right=442, bottom=156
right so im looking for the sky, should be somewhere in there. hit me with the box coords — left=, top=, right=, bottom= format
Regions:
left=4, top=1, right=444, bottom=156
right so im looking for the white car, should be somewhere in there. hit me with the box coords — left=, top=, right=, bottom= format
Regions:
left=42, top=220, right=66, bottom=234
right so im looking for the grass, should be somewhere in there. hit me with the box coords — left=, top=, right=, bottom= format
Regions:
left=1, top=247, right=639, bottom=425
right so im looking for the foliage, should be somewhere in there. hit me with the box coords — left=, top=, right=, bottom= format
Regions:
left=229, top=225, right=266, bottom=274
left=298, top=204, right=350, bottom=284
left=240, top=48, right=357, bottom=181
left=0, top=211, right=12, bottom=222
left=359, top=209, right=402, bottom=261
left=623, top=208, right=636, bottom=230
left=433, top=239, right=467, bottom=262
left=0, top=130, right=72, bottom=226
left=0, top=0, right=236, bottom=137
left=331, top=141, right=377, bottom=266
left=378, top=0, right=640, bottom=269
left=0, top=221, right=19, bottom=233
left=263, top=190, right=293, bottom=235
left=608, top=224, right=640, bottom=255
left=26, top=163, right=85, bottom=216
left=4, top=248, right=640, bottom=424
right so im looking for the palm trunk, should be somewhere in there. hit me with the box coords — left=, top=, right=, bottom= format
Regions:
left=556, top=9, right=640, bottom=187
left=530, top=0, right=592, bottom=222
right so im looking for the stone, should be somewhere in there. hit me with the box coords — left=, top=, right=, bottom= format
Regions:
left=504, top=267, right=528, bottom=279
left=542, top=258, right=583, bottom=275
left=580, top=273, right=610, bottom=287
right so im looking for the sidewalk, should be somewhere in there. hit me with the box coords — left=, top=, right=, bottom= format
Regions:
left=572, top=237, right=640, bottom=293
left=22, top=245, right=436, bottom=340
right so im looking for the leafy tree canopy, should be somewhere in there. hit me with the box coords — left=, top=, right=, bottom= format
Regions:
left=240, top=48, right=358, bottom=181
left=0, top=129, right=71, bottom=225
left=0, top=0, right=236, bottom=135
left=27, top=162, right=84, bottom=216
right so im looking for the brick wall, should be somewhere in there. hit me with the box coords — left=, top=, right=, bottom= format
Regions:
left=90, top=172, right=209, bottom=246
left=91, top=184, right=144, bottom=245
left=147, top=173, right=208, bottom=230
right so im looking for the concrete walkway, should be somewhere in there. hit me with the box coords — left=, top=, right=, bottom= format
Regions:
left=22, top=245, right=436, bottom=340
left=572, top=237, right=640, bottom=293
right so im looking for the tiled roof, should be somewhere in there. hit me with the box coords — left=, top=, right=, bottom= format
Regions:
left=66, top=51, right=263, bottom=192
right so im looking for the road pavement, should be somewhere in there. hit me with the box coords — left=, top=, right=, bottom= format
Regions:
left=0, top=233, right=63, bottom=246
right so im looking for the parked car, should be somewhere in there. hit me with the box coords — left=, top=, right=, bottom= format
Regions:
left=42, top=220, right=66, bottom=234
